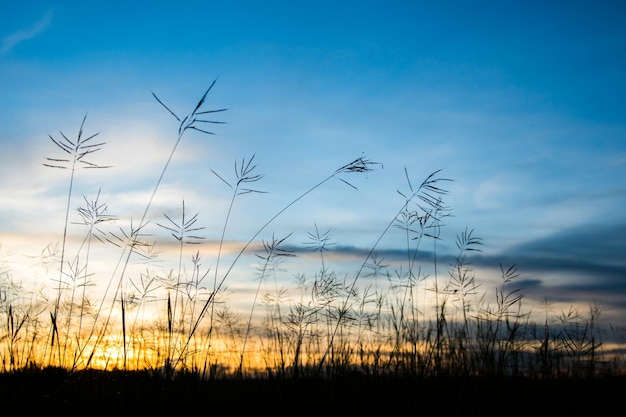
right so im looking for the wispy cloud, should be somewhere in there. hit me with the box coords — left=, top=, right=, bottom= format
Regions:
left=0, top=11, right=53, bottom=54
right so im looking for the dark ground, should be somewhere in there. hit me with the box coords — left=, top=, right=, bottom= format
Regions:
left=0, top=368, right=622, bottom=416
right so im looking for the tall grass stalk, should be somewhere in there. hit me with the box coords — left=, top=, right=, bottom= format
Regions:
left=205, top=154, right=265, bottom=372
left=43, top=115, right=110, bottom=367
left=62, top=190, right=116, bottom=370
left=156, top=200, right=205, bottom=371
left=237, top=233, right=294, bottom=377
left=317, top=168, right=450, bottom=375
left=83, top=80, right=226, bottom=371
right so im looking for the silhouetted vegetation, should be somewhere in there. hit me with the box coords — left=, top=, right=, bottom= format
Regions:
left=1, top=82, right=624, bottom=413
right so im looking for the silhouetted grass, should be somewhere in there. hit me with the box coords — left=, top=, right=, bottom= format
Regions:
left=1, top=81, right=625, bottom=413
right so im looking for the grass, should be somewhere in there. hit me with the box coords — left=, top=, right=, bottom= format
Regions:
left=1, top=80, right=625, bottom=412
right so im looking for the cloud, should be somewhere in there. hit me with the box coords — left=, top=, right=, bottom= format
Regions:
left=0, top=11, right=53, bottom=54
left=502, top=223, right=626, bottom=271
left=271, top=221, right=626, bottom=322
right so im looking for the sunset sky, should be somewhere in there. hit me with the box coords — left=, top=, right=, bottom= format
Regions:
left=1, top=1, right=625, bottom=329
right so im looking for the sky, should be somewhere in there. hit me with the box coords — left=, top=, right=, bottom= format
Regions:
left=1, top=1, right=626, bottom=333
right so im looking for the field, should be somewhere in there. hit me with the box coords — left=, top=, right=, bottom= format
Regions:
left=1, top=83, right=624, bottom=414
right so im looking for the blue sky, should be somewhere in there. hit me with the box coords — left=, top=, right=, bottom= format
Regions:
left=1, top=1, right=626, bottom=329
